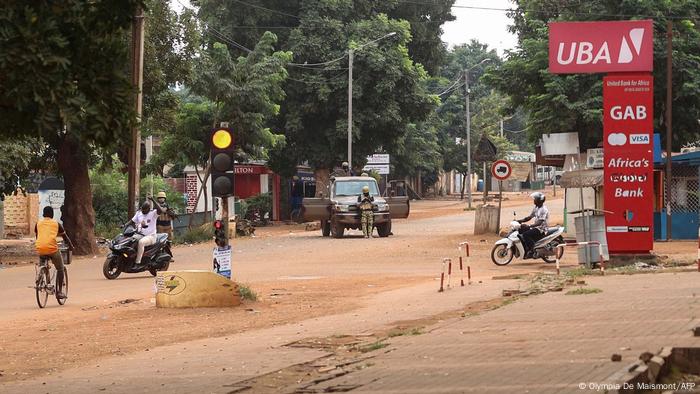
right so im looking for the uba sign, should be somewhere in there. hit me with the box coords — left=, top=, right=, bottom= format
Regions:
left=603, top=74, right=654, bottom=253
left=549, top=20, right=653, bottom=73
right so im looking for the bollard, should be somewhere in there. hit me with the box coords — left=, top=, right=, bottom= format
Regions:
left=439, top=259, right=446, bottom=292
left=467, top=265, right=471, bottom=283
left=459, top=256, right=465, bottom=286
left=599, top=243, right=605, bottom=275
left=459, top=242, right=471, bottom=285
left=555, top=244, right=563, bottom=276
left=447, top=258, right=453, bottom=289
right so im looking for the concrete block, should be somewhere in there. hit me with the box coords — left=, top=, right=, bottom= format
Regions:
left=156, top=270, right=241, bottom=308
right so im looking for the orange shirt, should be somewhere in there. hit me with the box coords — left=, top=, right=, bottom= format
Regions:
left=36, top=219, right=61, bottom=255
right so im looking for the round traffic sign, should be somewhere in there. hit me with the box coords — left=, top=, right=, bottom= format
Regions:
left=491, top=160, right=512, bottom=181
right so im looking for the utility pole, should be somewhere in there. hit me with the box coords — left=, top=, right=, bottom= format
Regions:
left=665, top=20, right=673, bottom=240
left=127, top=6, right=145, bottom=218
left=347, top=49, right=354, bottom=170
left=465, top=69, right=472, bottom=209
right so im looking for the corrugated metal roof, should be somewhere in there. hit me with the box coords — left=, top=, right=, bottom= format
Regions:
left=560, top=169, right=603, bottom=188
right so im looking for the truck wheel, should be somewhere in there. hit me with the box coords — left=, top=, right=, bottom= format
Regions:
left=321, top=220, right=331, bottom=237
left=377, top=222, right=391, bottom=237
left=331, top=220, right=344, bottom=238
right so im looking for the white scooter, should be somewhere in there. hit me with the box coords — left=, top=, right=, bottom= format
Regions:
left=491, top=221, right=566, bottom=265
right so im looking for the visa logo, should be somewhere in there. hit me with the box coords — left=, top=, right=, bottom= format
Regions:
left=629, top=134, right=650, bottom=144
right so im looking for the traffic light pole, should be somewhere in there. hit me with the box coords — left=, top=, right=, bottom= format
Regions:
left=222, top=197, right=229, bottom=246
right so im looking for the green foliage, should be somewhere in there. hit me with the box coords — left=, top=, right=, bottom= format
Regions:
left=191, top=33, right=291, bottom=160
left=90, top=161, right=184, bottom=238
left=487, top=0, right=700, bottom=149
left=243, top=193, right=272, bottom=221
left=0, top=0, right=139, bottom=146
left=238, top=284, right=258, bottom=301
left=566, top=287, right=603, bottom=296
left=174, top=225, right=213, bottom=245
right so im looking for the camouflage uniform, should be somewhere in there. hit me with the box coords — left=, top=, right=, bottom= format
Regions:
left=358, top=195, right=374, bottom=238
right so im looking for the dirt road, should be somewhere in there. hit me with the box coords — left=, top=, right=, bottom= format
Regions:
left=0, top=194, right=695, bottom=386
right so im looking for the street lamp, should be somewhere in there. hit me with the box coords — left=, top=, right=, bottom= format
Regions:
left=465, top=58, right=492, bottom=209
left=348, top=32, right=397, bottom=170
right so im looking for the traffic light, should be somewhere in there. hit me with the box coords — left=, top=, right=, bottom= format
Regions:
left=213, top=220, right=227, bottom=247
left=210, top=128, right=235, bottom=197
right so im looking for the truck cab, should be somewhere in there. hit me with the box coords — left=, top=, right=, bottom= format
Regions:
left=302, top=176, right=410, bottom=238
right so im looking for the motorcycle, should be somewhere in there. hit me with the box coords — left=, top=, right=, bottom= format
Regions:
left=491, top=221, right=565, bottom=266
left=102, top=224, right=172, bottom=279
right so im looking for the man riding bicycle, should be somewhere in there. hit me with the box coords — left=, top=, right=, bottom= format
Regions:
left=35, top=206, right=72, bottom=299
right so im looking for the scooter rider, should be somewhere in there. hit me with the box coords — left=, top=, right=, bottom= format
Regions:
left=128, top=201, right=158, bottom=265
left=517, top=192, right=549, bottom=258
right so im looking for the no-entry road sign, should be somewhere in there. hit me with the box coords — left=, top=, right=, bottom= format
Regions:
left=491, top=160, right=512, bottom=181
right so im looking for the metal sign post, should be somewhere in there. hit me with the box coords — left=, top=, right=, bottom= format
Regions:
left=492, top=160, right=512, bottom=235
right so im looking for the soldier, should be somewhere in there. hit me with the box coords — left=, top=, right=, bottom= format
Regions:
left=149, top=192, right=177, bottom=241
left=332, top=161, right=353, bottom=177
left=357, top=185, right=374, bottom=238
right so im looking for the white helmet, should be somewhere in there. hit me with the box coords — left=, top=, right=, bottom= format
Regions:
left=530, top=192, right=545, bottom=205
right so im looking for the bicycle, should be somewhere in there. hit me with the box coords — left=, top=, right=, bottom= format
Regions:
left=35, top=242, right=71, bottom=308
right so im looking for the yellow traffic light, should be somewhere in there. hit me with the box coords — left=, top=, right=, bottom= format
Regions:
left=212, top=129, right=232, bottom=149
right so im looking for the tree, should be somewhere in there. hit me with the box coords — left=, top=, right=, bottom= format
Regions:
left=486, top=0, right=700, bottom=149
left=0, top=1, right=141, bottom=254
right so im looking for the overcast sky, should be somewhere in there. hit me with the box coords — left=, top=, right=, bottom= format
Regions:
left=441, top=0, right=518, bottom=56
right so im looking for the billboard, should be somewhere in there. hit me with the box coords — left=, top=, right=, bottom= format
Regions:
left=549, top=20, right=653, bottom=74
left=603, top=74, right=654, bottom=253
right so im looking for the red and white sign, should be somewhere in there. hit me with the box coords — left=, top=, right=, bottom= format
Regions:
left=549, top=20, right=653, bottom=74
left=491, top=160, right=512, bottom=181
left=603, top=74, right=654, bottom=253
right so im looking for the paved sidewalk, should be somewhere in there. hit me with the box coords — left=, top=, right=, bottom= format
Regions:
left=309, top=272, right=700, bottom=393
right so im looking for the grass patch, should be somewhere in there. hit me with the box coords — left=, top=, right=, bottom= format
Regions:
left=358, top=340, right=388, bottom=353
left=566, top=287, right=603, bottom=296
left=388, top=327, right=424, bottom=338
left=174, top=225, right=213, bottom=245
left=566, top=266, right=594, bottom=278
left=238, top=284, right=258, bottom=301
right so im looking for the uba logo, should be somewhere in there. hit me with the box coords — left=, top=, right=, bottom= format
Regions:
left=549, top=20, right=653, bottom=74
left=555, top=28, right=645, bottom=66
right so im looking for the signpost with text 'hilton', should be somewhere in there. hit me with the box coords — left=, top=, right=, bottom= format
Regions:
left=549, top=19, right=654, bottom=254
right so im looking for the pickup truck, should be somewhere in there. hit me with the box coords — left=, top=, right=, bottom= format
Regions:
left=302, top=176, right=410, bottom=238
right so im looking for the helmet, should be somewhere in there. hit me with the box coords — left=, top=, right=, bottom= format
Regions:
left=360, top=172, right=369, bottom=177
left=362, top=186, right=370, bottom=193
left=157, top=191, right=167, bottom=199
left=342, top=161, right=349, bottom=168
left=530, top=192, right=545, bottom=205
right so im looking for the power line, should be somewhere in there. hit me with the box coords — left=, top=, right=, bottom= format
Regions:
left=231, top=0, right=301, bottom=20
left=437, top=81, right=464, bottom=97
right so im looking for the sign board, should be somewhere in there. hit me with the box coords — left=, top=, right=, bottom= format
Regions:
left=505, top=151, right=535, bottom=163
left=586, top=148, right=604, bottom=169
left=213, top=245, right=232, bottom=279
left=549, top=20, right=653, bottom=74
left=38, top=177, right=65, bottom=224
left=366, top=154, right=390, bottom=164
left=603, top=74, right=654, bottom=253
left=540, top=133, right=580, bottom=156
left=362, top=164, right=390, bottom=175
left=473, top=136, right=498, bottom=162
left=491, top=160, right=512, bottom=181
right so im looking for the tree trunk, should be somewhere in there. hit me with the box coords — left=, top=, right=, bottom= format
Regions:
left=460, top=171, right=466, bottom=200
left=314, top=168, right=330, bottom=198
left=57, top=135, right=96, bottom=255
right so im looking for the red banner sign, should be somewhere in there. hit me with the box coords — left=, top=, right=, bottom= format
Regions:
left=603, top=74, right=654, bottom=253
left=549, top=20, right=653, bottom=74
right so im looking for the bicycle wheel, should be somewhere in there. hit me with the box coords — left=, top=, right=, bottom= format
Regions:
left=56, top=267, right=68, bottom=305
left=35, top=267, right=50, bottom=308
